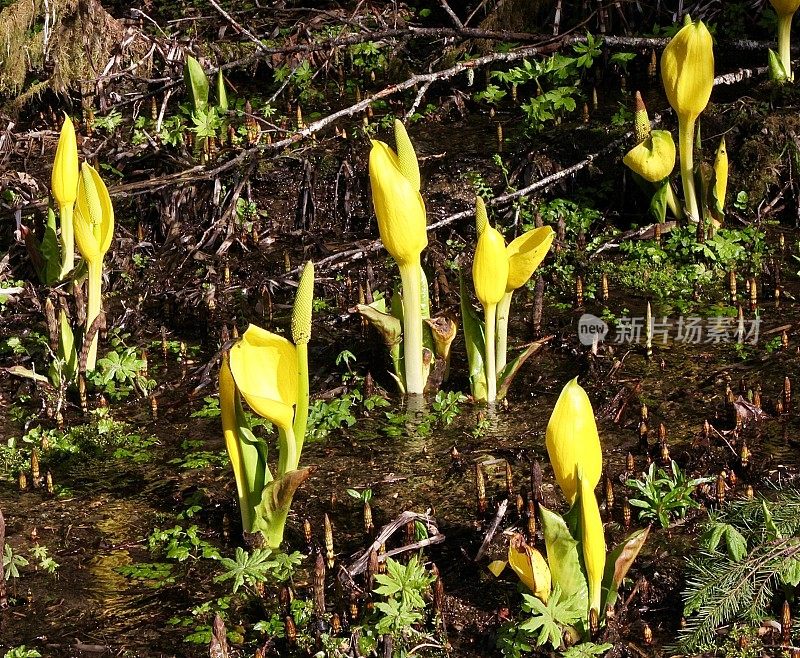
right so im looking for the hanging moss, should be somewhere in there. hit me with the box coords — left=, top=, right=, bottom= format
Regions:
left=0, top=0, right=145, bottom=106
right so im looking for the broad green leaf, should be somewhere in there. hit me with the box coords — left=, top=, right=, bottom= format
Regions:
left=600, top=526, right=649, bottom=612
left=539, top=504, right=588, bottom=613
left=184, top=55, right=210, bottom=113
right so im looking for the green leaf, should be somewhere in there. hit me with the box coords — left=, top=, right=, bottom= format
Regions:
left=562, top=642, right=614, bottom=657
left=649, top=180, right=668, bottom=223
left=768, top=48, right=789, bottom=83
left=539, top=505, right=588, bottom=613
left=42, top=208, right=61, bottom=285
left=184, top=55, right=210, bottom=112
left=216, top=69, right=228, bottom=112
left=519, top=584, right=583, bottom=650
left=214, top=547, right=277, bottom=593
left=601, top=526, right=649, bottom=612
left=724, top=525, right=747, bottom=562
left=458, top=270, right=488, bottom=401
left=497, top=338, right=549, bottom=400
left=252, top=467, right=313, bottom=548
left=58, top=310, right=77, bottom=382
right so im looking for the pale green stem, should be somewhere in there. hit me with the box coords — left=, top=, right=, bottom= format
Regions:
left=85, top=259, right=102, bottom=371
left=277, top=425, right=298, bottom=475
left=678, top=116, right=700, bottom=223
left=59, top=204, right=75, bottom=279
left=779, top=13, right=794, bottom=81
left=293, top=342, right=309, bottom=461
left=664, top=184, right=685, bottom=221
left=399, top=261, right=424, bottom=395
left=495, top=291, right=513, bottom=377
left=485, top=303, right=497, bottom=403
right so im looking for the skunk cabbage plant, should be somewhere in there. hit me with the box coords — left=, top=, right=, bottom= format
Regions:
left=220, top=261, right=314, bottom=548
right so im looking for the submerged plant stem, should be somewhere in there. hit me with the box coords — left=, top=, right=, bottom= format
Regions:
left=485, top=303, right=498, bottom=403
left=86, top=259, right=102, bottom=371
left=399, top=262, right=424, bottom=395
left=678, top=116, right=699, bottom=223
left=495, top=291, right=512, bottom=376
left=778, top=14, right=794, bottom=80
left=59, top=204, right=74, bottom=279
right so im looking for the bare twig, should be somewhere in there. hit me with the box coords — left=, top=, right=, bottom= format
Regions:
left=207, top=0, right=265, bottom=50
left=439, top=0, right=463, bottom=28
left=475, top=498, right=508, bottom=561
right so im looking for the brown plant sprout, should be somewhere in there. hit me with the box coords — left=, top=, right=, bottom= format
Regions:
left=324, top=513, right=334, bottom=569
left=475, top=463, right=487, bottom=516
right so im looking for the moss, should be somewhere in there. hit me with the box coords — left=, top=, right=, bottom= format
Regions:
left=0, top=0, right=145, bottom=107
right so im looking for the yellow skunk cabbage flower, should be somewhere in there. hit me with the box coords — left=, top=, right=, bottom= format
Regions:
left=660, top=17, right=714, bottom=124
left=579, top=469, right=606, bottom=617
left=369, top=122, right=427, bottom=267
left=52, top=115, right=79, bottom=278
left=52, top=116, right=79, bottom=208
left=770, top=0, right=800, bottom=80
left=505, top=227, right=555, bottom=292
left=712, top=137, right=728, bottom=214
left=368, top=120, right=428, bottom=395
left=74, top=164, right=115, bottom=263
left=545, top=378, right=602, bottom=504
left=509, top=533, right=551, bottom=603
left=473, top=223, right=508, bottom=308
left=623, top=130, right=676, bottom=183
left=230, top=324, right=298, bottom=433
left=473, top=219, right=508, bottom=403
left=74, top=163, right=115, bottom=371
left=661, top=16, right=714, bottom=223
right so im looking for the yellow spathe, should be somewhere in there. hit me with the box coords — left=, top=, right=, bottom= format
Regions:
left=505, top=226, right=555, bottom=292
left=545, top=378, right=602, bottom=504
left=713, top=137, right=728, bottom=211
left=74, top=163, right=114, bottom=264
left=229, top=324, right=298, bottom=431
left=623, top=130, right=676, bottom=183
left=508, top=533, right=552, bottom=603
left=52, top=115, right=79, bottom=208
left=579, top=469, right=606, bottom=615
left=473, top=224, right=508, bottom=307
left=660, top=18, right=714, bottom=123
left=368, top=135, right=427, bottom=267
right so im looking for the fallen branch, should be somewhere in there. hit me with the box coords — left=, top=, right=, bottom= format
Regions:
left=348, top=510, right=442, bottom=576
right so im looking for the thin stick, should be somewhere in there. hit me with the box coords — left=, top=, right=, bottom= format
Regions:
left=475, top=498, right=508, bottom=561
